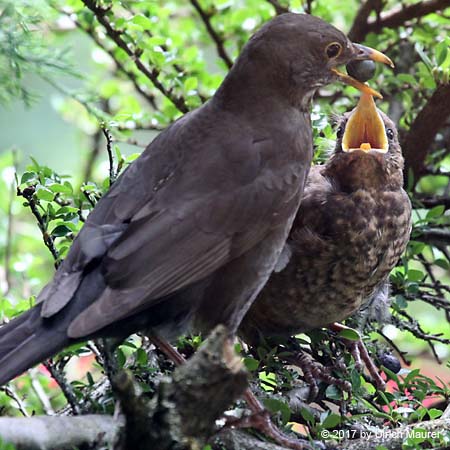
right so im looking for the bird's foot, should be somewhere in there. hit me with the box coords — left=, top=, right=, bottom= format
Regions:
left=285, top=351, right=352, bottom=401
left=224, top=388, right=314, bottom=450
left=329, top=323, right=386, bottom=390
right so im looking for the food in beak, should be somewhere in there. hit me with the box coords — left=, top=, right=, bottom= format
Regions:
left=333, top=44, right=394, bottom=98
left=341, top=92, right=388, bottom=153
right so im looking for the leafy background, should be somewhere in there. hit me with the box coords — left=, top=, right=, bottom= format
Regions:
left=0, top=1, right=449, bottom=449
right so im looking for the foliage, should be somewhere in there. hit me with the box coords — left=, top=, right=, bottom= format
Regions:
left=0, top=0, right=449, bottom=449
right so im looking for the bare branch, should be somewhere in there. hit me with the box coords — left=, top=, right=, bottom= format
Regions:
left=264, top=0, right=290, bottom=15
left=350, top=0, right=450, bottom=42
left=335, top=418, right=450, bottom=450
left=414, top=194, right=450, bottom=209
left=402, top=83, right=450, bottom=183
left=348, top=0, right=378, bottom=42
left=413, top=227, right=450, bottom=246
left=0, top=415, right=123, bottom=450
left=190, top=0, right=233, bottom=69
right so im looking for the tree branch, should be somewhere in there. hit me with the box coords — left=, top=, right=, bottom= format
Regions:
left=413, top=227, right=450, bottom=246
left=190, top=0, right=233, bottom=69
left=350, top=0, right=450, bottom=42
left=414, top=194, right=450, bottom=209
left=81, top=0, right=189, bottom=113
left=0, top=415, right=123, bottom=450
left=264, top=0, right=290, bottom=15
left=402, top=83, right=450, bottom=183
left=348, top=0, right=378, bottom=42
left=335, top=418, right=450, bottom=450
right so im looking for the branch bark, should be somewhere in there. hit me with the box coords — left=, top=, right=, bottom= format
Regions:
left=335, top=418, right=450, bottom=450
left=0, top=415, right=123, bottom=450
left=350, top=0, right=450, bottom=42
left=0, top=326, right=248, bottom=450
left=401, top=83, right=450, bottom=183
left=348, top=0, right=378, bottom=42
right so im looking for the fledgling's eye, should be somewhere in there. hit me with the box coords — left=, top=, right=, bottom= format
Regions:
left=326, top=42, right=343, bottom=59
left=336, top=125, right=344, bottom=139
left=386, top=128, right=394, bottom=140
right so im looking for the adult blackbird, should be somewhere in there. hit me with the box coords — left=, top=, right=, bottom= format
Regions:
left=240, top=92, right=412, bottom=389
left=0, top=13, right=393, bottom=386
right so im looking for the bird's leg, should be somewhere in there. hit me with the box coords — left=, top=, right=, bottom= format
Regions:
left=329, top=323, right=386, bottom=390
left=226, top=389, right=314, bottom=450
left=283, top=351, right=351, bottom=401
left=149, top=334, right=313, bottom=449
left=148, top=334, right=185, bottom=366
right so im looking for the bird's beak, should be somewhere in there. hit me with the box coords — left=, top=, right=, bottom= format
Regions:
left=332, top=43, right=394, bottom=99
left=341, top=92, right=388, bottom=153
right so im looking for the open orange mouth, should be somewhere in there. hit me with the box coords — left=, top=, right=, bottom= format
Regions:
left=342, top=92, right=388, bottom=153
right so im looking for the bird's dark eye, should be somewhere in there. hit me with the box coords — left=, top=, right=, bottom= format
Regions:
left=326, top=42, right=343, bottom=59
left=386, top=128, right=394, bottom=140
left=336, top=125, right=344, bottom=138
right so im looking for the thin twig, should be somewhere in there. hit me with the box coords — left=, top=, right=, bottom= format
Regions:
left=1, top=385, right=29, bottom=417
left=43, top=361, right=81, bottom=415
left=18, top=187, right=60, bottom=268
left=101, top=126, right=116, bottom=185
left=190, top=0, right=233, bottom=69
left=81, top=0, right=189, bottom=113
left=265, top=0, right=290, bottom=15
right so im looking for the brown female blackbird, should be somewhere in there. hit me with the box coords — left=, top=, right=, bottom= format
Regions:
left=0, top=14, right=393, bottom=387
left=240, top=93, right=411, bottom=378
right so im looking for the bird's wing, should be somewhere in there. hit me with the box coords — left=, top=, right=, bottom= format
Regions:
left=66, top=179, right=282, bottom=338
left=291, top=164, right=330, bottom=232
left=38, top=110, right=302, bottom=338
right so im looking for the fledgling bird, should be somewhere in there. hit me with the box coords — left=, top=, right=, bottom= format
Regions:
left=0, top=14, right=393, bottom=390
left=240, top=92, right=412, bottom=388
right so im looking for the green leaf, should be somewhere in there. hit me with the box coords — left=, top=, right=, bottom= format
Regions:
left=116, top=348, right=126, bottom=368
left=426, top=205, right=445, bottom=219
left=48, top=183, right=72, bottom=194
left=427, top=408, right=443, bottom=420
left=35, top=187, right=54, bottom=202
left=50, top=224, right=72, bottom=237
left=436, top=40, right=448, bottom=66
left=136, top=348, right=148, bottom=366
left=243, top=357, right=259, bottom=371
left=300, top=407, right=315, bottom=424
left=337, top=328, right=360, bottom=341
left=20, top=171, right=37, bottom=184
left=184, top=76, right=198, bottom=92
left=434, top=258, right=449, bottom=270
left=263, top=398, right=291, bottom=425
left=407, top=269, right=425, bottom=282
left=131, top=14, right=154, bottom=30
left=321, top=412, right=341, bottom=429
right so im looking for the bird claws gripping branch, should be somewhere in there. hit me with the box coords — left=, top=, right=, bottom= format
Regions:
left=284, top=351, right=352, bottom=402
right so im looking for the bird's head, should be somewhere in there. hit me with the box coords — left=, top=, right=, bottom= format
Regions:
left=326, top=92, right=404, bottom=191
left=229, top=13, right=393, bottom=108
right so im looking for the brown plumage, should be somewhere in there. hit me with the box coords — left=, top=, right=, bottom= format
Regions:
left=240, top=93, right=412, bottom=344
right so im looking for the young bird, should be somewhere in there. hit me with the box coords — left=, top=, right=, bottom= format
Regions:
left=240, top=93, right=412, bottom=391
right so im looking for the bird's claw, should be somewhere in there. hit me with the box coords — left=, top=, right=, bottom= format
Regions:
left=330, top=323, right=386, bottom=390
left=231, top=389, right=315, bottom=450
left=286, top=352, right=352, bottom=401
